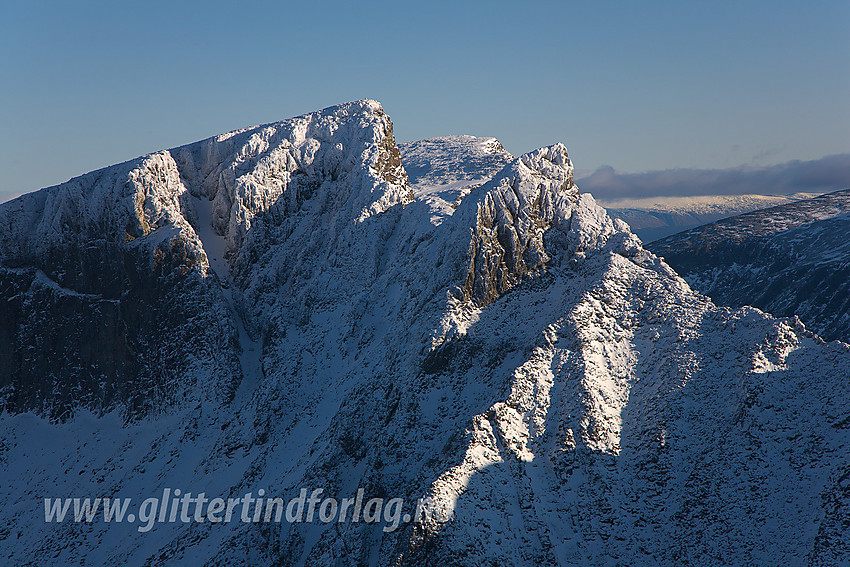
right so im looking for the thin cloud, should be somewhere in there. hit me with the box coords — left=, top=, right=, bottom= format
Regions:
left=575, top=154, right=850, bottom=200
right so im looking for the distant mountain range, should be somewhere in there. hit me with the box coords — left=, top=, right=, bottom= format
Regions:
left=600, top=193, right=821, bottom=242
left=649, top=188, right=850, bottom=343
left=1, top=103, right=848, bottom=566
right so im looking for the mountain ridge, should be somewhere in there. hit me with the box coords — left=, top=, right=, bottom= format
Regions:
left=649, top=188, right=850, bottom=342
left=601, top=192, right=823, bottom=241
left=0, top=101, right=848, bottom=566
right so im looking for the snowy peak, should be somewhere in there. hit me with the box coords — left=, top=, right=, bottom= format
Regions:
left=175, top=99, right=412, bottom=256
left=399, top=135, right=513, bottom=191
left=518, top=143, right=573, bottom=181
left=469, top=143, right=577, bottom=230
left=457, top=143, right=613, bottom=306
left=397, top=135, right=513, bottom=226
left=0, top=99, right=414, bottom=419
left=0, top=99, right=410, bottom=270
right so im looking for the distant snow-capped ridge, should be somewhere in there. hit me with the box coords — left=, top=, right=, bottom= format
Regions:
left=600, top=192, right=821, bottom=241
left=649, top=187, right=850, bottom=343
left=0, top=100, right=848, bottom=567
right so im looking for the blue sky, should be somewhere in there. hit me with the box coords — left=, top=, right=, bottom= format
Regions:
left=1, top=0, right=848, bottom=202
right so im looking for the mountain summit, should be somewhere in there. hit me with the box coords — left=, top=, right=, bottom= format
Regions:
left=1, top=101, right=848, bottom=566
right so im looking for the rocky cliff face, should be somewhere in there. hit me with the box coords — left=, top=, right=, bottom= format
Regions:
left=649, top=188, right=850, bottom=342
left=0, top=151, right=241, bottom=420
left=1, top=102, right=848, bottom=567
left=0, top=100, right=410, bottom=420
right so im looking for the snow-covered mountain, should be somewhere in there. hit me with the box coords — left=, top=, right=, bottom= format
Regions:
left=600, top=193, right=821, bottom=242
left=1, top=101, right=848, bottom=566
left=399, top=135, right=513, bottom=190
left=649, top=188, right=850, bottom=343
